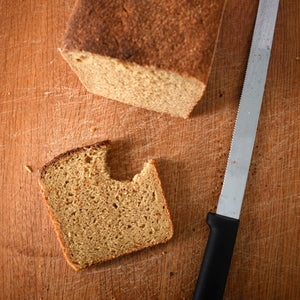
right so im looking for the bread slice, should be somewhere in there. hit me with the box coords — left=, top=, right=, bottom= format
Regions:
left=60, top=0, right=226, bottom=118
left=39, top=141, right=173, bottom=270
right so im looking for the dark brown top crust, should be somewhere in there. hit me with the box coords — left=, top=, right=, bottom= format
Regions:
left=62, top=0, right=226, bottom=83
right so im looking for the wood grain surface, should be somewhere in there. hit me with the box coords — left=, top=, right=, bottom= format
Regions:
left=0, top=0, right=299, bottom=299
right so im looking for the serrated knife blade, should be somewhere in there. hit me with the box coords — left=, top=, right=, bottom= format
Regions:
left=193, top=0, right=280, bottom=299
left=217, top=0, right=280, bottom=220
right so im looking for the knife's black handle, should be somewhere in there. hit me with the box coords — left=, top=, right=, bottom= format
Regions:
left=193, top=213, right=240, bottom=300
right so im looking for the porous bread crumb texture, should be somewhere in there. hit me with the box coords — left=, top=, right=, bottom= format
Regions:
left=60, top=50, right=205, bottom=118
left=39, top=141, right=173, bottom=270
left=60, top=0, right=226, bottom=118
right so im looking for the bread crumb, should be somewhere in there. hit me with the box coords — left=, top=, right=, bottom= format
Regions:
left=39, top=141, right=173, bottom=270
left=24, top=165, right=33, bottom=173
left=296, top=56, right=300, bottom=61
left=89, top=127, right=97, bottom=132
left=8, top=92, right=11, bottom=95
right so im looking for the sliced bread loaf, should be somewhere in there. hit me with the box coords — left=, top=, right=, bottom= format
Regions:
left=39, top=141, right=173, bottom=270
left=60, top=0, right=226, bottom=118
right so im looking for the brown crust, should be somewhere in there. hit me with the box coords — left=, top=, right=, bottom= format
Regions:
left=39, top=141, right=173, bottom=270
left=61, top=0, right=226, bottom=84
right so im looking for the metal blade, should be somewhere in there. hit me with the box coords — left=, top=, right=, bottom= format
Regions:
left=216, top=0, right=280, bottom=219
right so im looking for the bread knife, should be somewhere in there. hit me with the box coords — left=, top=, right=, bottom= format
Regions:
left=192, top=0, right=280, bottom=299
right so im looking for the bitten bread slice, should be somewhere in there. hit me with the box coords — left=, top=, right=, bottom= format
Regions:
left=60, top=0, right=226, bottom=118
left=39, top=141, right=173, bottom=270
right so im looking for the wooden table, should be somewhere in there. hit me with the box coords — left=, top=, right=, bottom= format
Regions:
left=1, top=0, right=299, bottom=299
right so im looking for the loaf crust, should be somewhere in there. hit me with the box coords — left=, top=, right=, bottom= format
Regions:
left=62, top=0, right=226, bottom=83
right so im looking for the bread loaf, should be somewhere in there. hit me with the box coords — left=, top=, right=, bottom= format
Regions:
left=39, top=141, right=173, bottom=270
left=60, top=0, right=226, bottom=118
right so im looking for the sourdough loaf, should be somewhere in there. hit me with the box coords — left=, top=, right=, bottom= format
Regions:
left=60, top=0, right=226, bottom=118
left=39, top=141, right=173, bottom=270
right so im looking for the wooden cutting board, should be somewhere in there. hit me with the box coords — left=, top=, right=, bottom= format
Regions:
left=0, top=0, right=299, bottom=299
